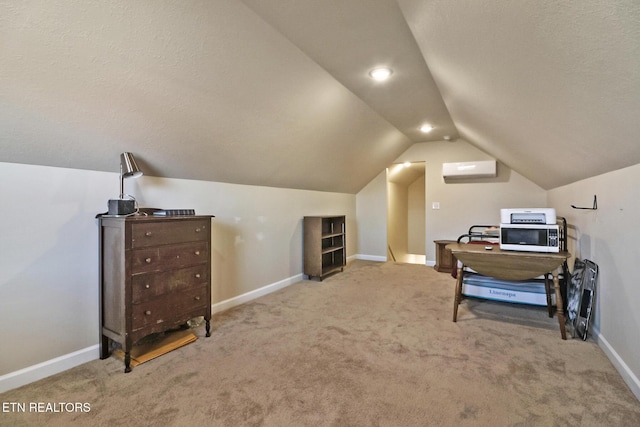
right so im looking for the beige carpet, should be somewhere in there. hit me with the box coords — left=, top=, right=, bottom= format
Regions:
left=2, top=261, right=639, bottom=426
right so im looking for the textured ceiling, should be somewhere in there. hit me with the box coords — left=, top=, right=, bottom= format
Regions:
left=2, top=0, right=639, bottom=193
left=398, top=0, right=640, bottom=189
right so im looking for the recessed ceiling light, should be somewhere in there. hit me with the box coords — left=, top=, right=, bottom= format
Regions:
left=369, top=67, right=393, bottom=81
left=420, top=124, right=433, bottom=133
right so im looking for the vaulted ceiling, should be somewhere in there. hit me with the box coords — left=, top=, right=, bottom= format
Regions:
left=2, top=1, right=639, bottom=193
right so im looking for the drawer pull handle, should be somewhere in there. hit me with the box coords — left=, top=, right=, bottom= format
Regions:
left=195, top=273, right=201, bottom=279
left=145, top=258, right=152, bottom=263
left=194, top=296, right=201, bottom=301
left=145, top=284, right=150, bottom=289
left=145, top=310, right=151, bottom=316
left=194, top=251, right=200, bottom=256
left=145, top=231, right=152, bottom=237
left=195, top=228, right=201, bottom=233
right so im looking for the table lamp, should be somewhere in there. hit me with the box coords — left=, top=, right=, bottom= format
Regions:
left=108, top=152, right=143, bottom=215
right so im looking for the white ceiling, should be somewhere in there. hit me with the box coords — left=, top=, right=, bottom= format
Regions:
left=2, top=0, right=639, bottom=193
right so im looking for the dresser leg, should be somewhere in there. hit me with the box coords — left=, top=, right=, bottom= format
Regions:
left=100, top=335, right=110, bottom=359
left=205, top=319, right=211, bottom=337
left=124, top=353, right=132, bottom=373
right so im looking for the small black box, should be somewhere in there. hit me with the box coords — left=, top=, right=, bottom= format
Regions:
left=108, top=199, right=136, bottom=216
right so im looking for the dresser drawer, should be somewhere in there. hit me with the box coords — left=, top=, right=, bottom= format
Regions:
left=131, top=219, right=210, bottom=248
left=132, top=241, right=209, bottom=274
left=131, top=265, right=208, bottom=304
left=132, top=285, right=208, bottom=332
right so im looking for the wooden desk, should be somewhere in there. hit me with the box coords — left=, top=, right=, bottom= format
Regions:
left=447, top=243, right=570, bottom=339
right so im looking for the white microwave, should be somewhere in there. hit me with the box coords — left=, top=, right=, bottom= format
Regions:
left=500, top=223, right=560, bottom=253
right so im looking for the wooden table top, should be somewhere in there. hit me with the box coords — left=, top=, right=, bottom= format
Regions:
left=446, top=243, right=570, bottom=281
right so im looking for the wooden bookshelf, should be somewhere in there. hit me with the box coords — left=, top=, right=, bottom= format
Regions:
left=303, top=216, right=346, bottom=280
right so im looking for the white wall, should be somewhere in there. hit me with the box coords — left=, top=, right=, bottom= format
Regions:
left=386, top=172, right=426, bottom=262
left=358, top=140, right=547, bottom=263
left=407, top=175, right=426, bottom=255
left=387, top=180, right=409, bottom=261
left=406, top=141, right=547, bottom=263
left=355, top=171, right=387, bottom=261
left=0, top=161, right=355, bottom=387
left=138, top=175, right=356, bottom=302
left=0, top=163, right=111, bottom=377
left=548, top=164, right=640, bottom=398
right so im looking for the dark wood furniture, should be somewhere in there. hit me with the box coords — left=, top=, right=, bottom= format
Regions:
left=434, top=240, right=456, bottom=273
left=447, top=243, right=570, bottom=339
left=98, top=215, right=213, bottom=372
left=303, top=215, right=346, bottom=280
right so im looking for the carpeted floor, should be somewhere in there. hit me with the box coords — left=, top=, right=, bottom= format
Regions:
left=2, top=260, right=639, bottom=426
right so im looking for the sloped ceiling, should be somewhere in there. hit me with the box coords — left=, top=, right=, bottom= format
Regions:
left=398, top=0, right=640, bottom=189
left=2, top=0, right=639, bottom=193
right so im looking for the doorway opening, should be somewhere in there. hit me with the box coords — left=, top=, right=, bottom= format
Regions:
left=386, top=162, right=426, bottom=265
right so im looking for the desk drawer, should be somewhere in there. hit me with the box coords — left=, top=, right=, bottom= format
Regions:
left=132, top=285, right=208, bottom=332
left=131, top=265, right=208, bottom=303
left=131, top=219, right=210, bottom=248
left=132, top=242, right=208, bottom=274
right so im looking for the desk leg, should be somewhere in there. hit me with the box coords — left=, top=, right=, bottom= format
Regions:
left=452, top=266, right=463, bottom=322
left=553, top=271, right=567, bottom=340
left=544, top=275, right=553, bottom=318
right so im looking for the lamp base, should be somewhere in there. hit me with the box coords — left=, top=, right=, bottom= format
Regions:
left=108, top=199, right=136, bottom=216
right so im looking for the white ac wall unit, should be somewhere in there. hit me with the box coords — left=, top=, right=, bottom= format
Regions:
left=442, top=160, right=496, bottom=179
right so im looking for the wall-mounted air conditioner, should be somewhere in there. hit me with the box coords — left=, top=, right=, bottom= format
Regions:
left=442, top=160, right=497, bottom=179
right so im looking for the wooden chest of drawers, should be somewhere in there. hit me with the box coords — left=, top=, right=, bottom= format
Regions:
left=98, top=215, right=213, bottom=372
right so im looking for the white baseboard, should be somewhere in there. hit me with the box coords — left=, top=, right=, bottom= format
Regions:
left=354, top=254, right=387, bottom=262
left=211, top=273, right=303, bottom=315
left=356, top=253, right=433, bottom=266
left=0, top=272, right=305, bottom=394
left=594, top=327, right=640, bottom=401
left=0, top=345, right=99, bottom=394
